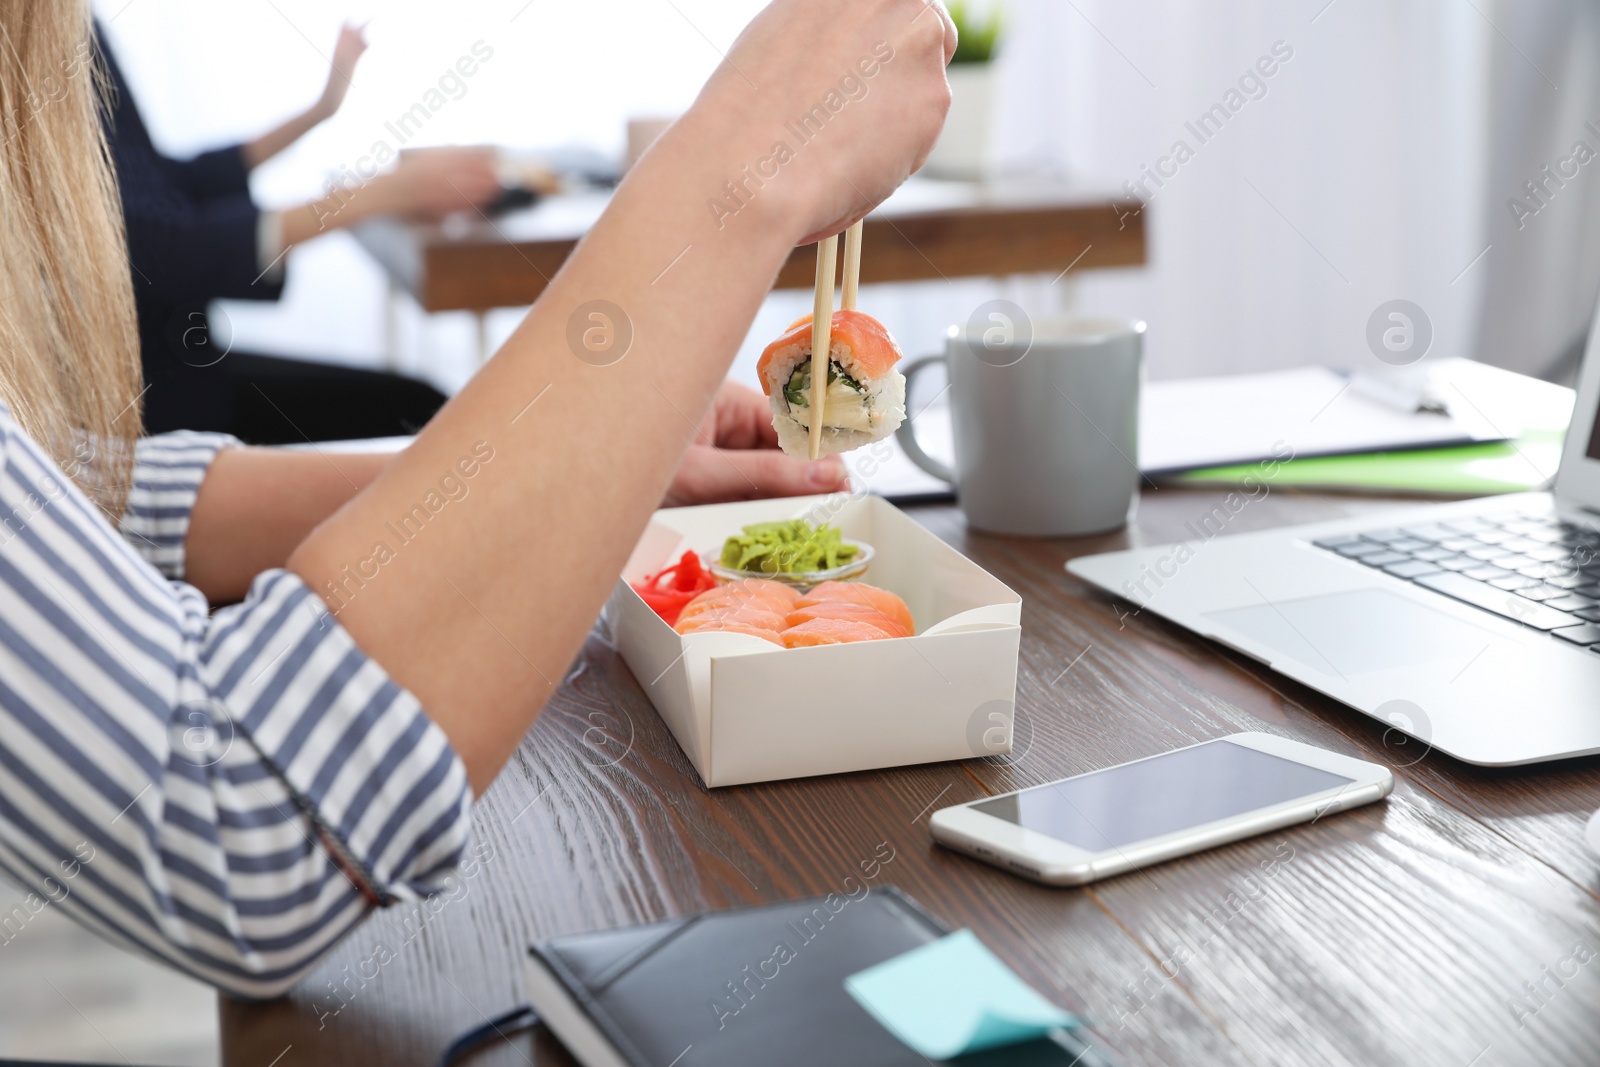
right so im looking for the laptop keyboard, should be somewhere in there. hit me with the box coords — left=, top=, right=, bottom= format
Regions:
left=1312, top=509, right=1600, bottom=649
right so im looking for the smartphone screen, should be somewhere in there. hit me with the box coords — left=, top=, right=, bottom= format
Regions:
left=970, top=739, right=1354, bottom=852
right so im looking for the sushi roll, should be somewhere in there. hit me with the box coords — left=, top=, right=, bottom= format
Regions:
left=757, top=310, right=906, bottom=460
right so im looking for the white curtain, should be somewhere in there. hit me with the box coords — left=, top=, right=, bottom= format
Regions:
left=990, top=0, right=1600, bottom=382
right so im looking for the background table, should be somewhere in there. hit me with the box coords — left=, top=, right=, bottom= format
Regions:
left=352, top=177, right=1146, bottom=314
left=220, top=486, right=1600, bottom=1067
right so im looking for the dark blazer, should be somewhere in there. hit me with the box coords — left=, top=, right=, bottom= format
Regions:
left=96, top=25, right=285, bottom=427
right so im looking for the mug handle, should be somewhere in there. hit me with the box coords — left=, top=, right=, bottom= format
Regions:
left=895, top=355, right=956, bottom=485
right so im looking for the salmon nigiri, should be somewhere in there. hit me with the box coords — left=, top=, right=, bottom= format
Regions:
left=676, top=619, right=784, bottom=645
left=713, top=578, right=802, bottom=611
left=758, top=309, right=906, bottom=459
left=781, top=617, right=891, bottom=647
left=676, top=580, right=798, bottom=623
left=796, top=581, right=914, bottom=635
left=784, top=601, right=909, bottom=640
left=676, top=605, right=787, bottom=634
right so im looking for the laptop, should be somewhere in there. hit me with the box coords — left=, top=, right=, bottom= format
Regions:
left=1068, top=302, right=1600, bottom=767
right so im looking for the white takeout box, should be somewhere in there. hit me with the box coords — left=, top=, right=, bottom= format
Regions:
left=607, top=494, right=1022, bottom=787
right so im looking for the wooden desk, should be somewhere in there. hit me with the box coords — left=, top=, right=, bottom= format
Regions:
left=220, top=488, right=1600, bottom=1067
left=352, top=178, right=1146, bottom=313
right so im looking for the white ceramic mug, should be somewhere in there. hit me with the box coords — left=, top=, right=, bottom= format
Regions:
left=897, top=314, right=1145, bottom=537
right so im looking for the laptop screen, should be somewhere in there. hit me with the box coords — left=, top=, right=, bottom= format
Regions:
left=1554, top=293, right=1600, bottom=504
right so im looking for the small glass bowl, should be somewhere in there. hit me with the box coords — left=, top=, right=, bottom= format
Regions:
left=707, top=540, right=874, bottom=590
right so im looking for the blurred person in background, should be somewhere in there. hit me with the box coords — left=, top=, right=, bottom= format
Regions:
left=97, top=22, right=504, bottom=442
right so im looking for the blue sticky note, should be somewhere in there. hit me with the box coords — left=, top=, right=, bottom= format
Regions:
left=843, top=929, right=1078, bottom=1059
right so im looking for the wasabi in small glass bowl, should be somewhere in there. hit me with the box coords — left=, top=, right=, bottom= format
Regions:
left=708, top=540, right=874, bottom=590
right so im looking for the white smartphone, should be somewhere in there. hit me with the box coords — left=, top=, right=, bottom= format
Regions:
left=930, top=732, right=1393, bottom=886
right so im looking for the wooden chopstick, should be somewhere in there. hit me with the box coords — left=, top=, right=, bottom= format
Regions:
left=841, top=220, right=863, bottom=312
left=805, top=222, right=863, bottom=460
left=807, top=235, right=838, bottom=461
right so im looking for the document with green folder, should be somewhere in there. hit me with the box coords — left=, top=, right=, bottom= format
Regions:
left=1169, top=429, right=1565, bottom=497
left=1160, top=359, right=1573, bottom=497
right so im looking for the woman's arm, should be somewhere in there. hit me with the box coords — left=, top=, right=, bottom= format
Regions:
left=273, top=148, right=504, bottom=249
left=239, top=22, right=502, bottom=246
left=180, top=384, right=845, bottom=604
left=0, top=410, right=472, bottom=999
left=238, top=102, right=330, bottom=172
left=184, top=448, right=392, bottom=602
left=240, top=23, right=367, bottom=170
left=288, top=0, right=957, bottom=794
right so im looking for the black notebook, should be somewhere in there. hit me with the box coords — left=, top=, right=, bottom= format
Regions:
left=523, top=887, right=1117, bottom=1067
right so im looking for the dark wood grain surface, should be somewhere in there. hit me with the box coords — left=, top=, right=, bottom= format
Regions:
left=352, top=180, right=1145, bottom=313
left=219, top=487, right=1600, bottom=1067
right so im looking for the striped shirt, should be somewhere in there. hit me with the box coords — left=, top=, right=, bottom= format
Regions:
left=0, top=413, right=473, bottom=999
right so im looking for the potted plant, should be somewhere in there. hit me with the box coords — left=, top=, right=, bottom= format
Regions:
left=924, top=0, right=1004, bottom=179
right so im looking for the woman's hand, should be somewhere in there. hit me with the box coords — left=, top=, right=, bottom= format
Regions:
left=242, top=21, right=369, bottom=169
left=674, top=0, right=958, bottom=246
left=282, top=147, right=503, bottom=244
left=663, top=381, right=848, bottom=505
left=314, top=22, right=370, bottom=120
left=371, top=148, right=504, bottom=222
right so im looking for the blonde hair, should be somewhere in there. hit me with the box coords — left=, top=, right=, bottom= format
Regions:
left=0, top=1, right=141, bottom=516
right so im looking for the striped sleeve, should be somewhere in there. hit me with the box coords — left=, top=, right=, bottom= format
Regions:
left=120, top=431, right=241, bottom=581
left=0, top=410, right=473, bottom=998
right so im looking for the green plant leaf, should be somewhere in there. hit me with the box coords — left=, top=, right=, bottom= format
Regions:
left=948, top=0, right=1003, bottom=64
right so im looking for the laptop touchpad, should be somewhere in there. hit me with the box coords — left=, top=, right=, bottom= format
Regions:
left=1205, top=588, right=1493, bottom=676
